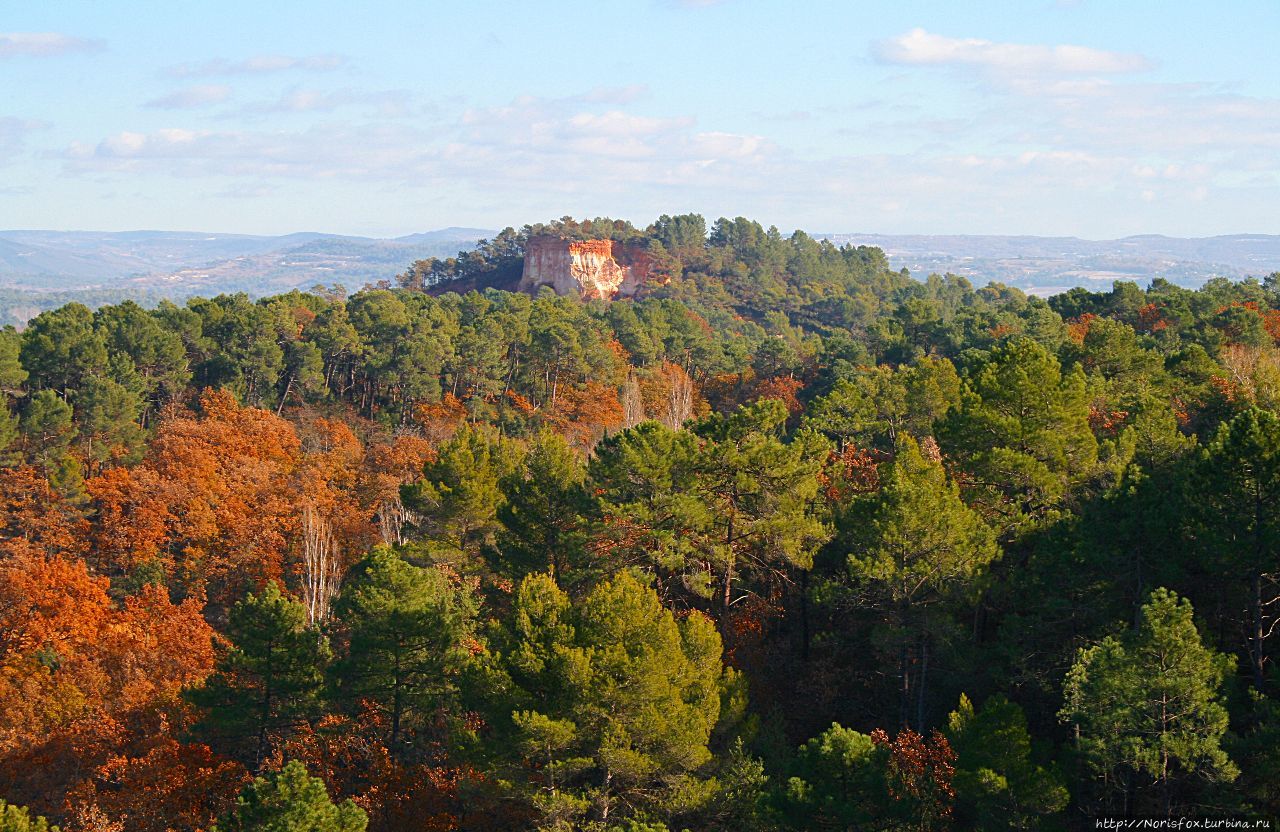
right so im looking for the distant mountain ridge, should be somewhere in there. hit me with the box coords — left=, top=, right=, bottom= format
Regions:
left=817, top=232, right=1280, bottom=295
left=0, top=227, right=493, bottom=291
left=3, top=228, right=1280, bottom=327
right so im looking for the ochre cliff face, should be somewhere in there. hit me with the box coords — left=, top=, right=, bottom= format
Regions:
left=518, top=236, right=650, bottom=301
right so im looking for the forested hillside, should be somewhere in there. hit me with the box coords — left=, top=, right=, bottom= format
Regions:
left=2, top=214, right=1279, bottom=830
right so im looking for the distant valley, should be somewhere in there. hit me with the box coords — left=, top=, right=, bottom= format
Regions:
left=0, top=227, right=490, bottom=326
left=3, top=227, right=1280, bottom=326
left=819, top=232, right=1280, bottom=296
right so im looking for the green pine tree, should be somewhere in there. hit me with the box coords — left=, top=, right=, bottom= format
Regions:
left=1192, top=407, right=1280, bottom=689
left=496, top=430, right=594, bottom=588
left=831, top=434, right=999, bottom=728
left=492, top=571, right=728, bottom=829
left=1060, top=588, right=1237, bottom=816
left=188, top=581, right=331, bottom=769
left=0, top=800, right=58, bottom=832
left=211, top=760, right=366, bottom=832
left=330, top=547, right=478, bottom=755
left=20, top=389, right=84, bottom=499
left=401, top=424, right=521, bottom=564
left=944, top=694, right=1068, bottom=829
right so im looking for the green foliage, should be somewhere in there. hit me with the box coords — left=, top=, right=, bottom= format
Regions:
left=19, top=303, right=107, bottom=397
left=20, top=389, right=83, bottom=497
left=782, top=723, right=886, bottom=829
left=0, top=801, right=58, bottom=832
left=1192, top=407, right=1280, bottom=687
left=401, top=424, right=522, bottom=563
left=827, top=434, right=999, bottom=727
left=188, top=581, right=331, bottom=768
left=491, top=571, right=728, bottom=829
left=945, top=694, right=1068, bottom=829
left=941, top=337, right=1096, bottom=537
left=0, top=328, right=28, bottom=396
left=592, top=401, right=827, bottom=624
left=211, top=760, right=366, bottom=832
left=1060, top=588, right=1236, bottom=814
left=496, top=430, right=594, bottom=588
left=330, top=547, right=478, bottom=753
left=75, top=374, right=145, bottom=473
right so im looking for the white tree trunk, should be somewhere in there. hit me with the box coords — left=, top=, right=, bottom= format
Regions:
left=301, top=503, right=342, bottom=626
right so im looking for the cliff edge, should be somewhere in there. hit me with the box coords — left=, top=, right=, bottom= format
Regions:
left=517, top=236, right=652, bottom=301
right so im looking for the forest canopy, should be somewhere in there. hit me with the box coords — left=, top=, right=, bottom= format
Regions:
left=1, top=214, right=1279, bottom=829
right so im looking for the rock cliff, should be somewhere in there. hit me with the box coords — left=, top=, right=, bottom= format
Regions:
left=518, top=236, right=652, bottom=301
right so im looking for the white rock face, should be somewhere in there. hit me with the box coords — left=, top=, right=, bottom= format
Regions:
left=518, top=237, right=647, bottom=301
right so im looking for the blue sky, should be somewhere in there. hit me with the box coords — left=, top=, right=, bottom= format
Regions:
left=2, top=0, right=1278, bottom=238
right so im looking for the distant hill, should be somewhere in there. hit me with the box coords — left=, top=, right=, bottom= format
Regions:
left=4, top=227, right=1280, bottom=327
left=0, top=228, right=491, bottom=326
left=817, top=233, right=1280, bottom=296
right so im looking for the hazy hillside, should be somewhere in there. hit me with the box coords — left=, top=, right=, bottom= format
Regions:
left=5, top=227, right=1280, bottom=327
left=0, top=227, right=490, bottom=326
left=821, top=232, right=1280, bottom=295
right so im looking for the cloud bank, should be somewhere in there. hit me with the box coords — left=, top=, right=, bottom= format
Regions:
left=165, top=54, right=346, bottom=77
left=0, top=32, right=103, bottom=59
left=876, top=28, right=1150, bottom=75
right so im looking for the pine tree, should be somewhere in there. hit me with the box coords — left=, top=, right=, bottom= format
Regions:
left=831, top=434, right=999, bottom=728
left=939, top=337, right=1097, bottom=537
left=1192, top=407, right=1280, bottom=689
left=401, top=424, right=521, bottom=563
left=330, top=547, right=477, bottom=755
left=944, top=694, right=1068, bottom=829
left=20, top=390, right=83, bottom=499
left=492, top=571, right=728, bottom=829
left=0, top=801, right=58, bottom=832
left=188, top=582, right=331, bottom=769
left=211, top=760, right=366, bottom=832
left=496, top=430, right=593, bottom=588
left=1060, top=588, right=1237, bottom=816
left=591, top=401, right=828, bottom=633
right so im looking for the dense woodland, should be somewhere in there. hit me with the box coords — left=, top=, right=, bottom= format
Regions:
left=1, top=214, right=1279, bottom=830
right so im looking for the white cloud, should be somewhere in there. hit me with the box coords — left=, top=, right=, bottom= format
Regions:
left=166, top=54, right=346, bottom=77
left=145, top=85, right=231, bottom=110
left=238, top=86, right=412, bottom=117
left=0, top=32, right=103, bottom=59
left=578, top=85, right=650, bottom=105
left=54, top=75, right=1280, bottom=238
left=0, top=117, right=47, bottom=163
left=876, top=28, right=1149, bottom=75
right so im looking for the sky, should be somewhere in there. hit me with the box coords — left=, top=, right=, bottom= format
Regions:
left=2, top=0, right=1278, bottom=238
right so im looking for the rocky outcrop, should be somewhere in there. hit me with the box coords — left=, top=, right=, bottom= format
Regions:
left=518, top=236, right=652, bottom=301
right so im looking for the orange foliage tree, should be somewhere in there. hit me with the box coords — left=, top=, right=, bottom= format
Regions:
left=0, top=553, right=215, bottom=821
left=86, top=389, right=302, bottom=604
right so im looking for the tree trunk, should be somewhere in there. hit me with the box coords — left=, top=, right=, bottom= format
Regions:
left=276, top=373, right=294, bottom=415
left=799, top=567, right=811, bottom=662
left=1252, top=570, right=1266, bottom=689
left=916, top=636, right=929, bottom=729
